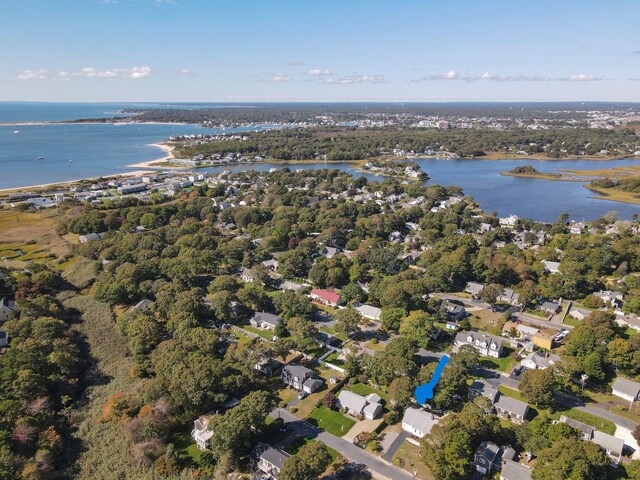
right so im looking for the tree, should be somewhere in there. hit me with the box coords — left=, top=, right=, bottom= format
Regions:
left=519, top=368, right=556, bottom=408
left=273, top=291, right=314, bottom=320
left=334, top=308, right=361, bottom=337
left=139, top=213, right=159, bottom=230
left=399, top=310, right=435, bottom=348
left=279, top=442, right=332, bottom=480
left=451, top=345, right=479, bottom=370
left=480, top=283, right=503, bottom=306
left=388, top=377, right=413, bottom=411
left=380, top=307, right=405, bottom=333
left=532, top=438, right=609, bottom=480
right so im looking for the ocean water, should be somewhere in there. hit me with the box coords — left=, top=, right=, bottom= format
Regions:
left=0, top=102, right=639, bottom=222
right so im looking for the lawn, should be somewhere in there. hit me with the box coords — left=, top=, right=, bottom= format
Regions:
left=325, top=352, right=344, bottom=365
left=307, top=406, right=356, bottom=437
left=278, top=388, right=298, bottom=405
left=349, top=382, right=389, bottom=403
left=320, top=325, right=347, bottom=342
left=172, top=431, right=204, bottom=466
left=242, top=325, right=276, bottom=341
left=468, top=308, right=507, bottom=336
left=283, top=436, right=340, bottom=462
left=290, top=368, right=335, bottom=418
left=609, top=405, right=640, bottom=425
left=479, top=347, right=516, bottom=373
left=563, top=316, right=582, bottom=327
left=392, top=441, right=435, bottom=480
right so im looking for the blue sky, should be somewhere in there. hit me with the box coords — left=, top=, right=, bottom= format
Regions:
left=2, top=0, right=640, bottom=102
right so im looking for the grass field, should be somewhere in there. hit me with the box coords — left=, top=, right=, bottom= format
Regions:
left=392, top=441, right=434, bottom=480
left=349, top=382, right=389, bottom=403
left=283, top=436, right=340, bottom=462
left=585, top=185, right=640, bottom=205
left=243, top=325, right=276, bottom=340
left=307, top=406, right=356, bottom=437
left=479, top=347, right=516, bottom=373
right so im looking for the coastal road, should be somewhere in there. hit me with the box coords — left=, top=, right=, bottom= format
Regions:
left=270, top=408, right=413, bottom=480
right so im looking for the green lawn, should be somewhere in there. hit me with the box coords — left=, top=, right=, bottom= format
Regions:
left=610, top=405, right=640, bottom=425
left=563, top=316, right=582, bottom=327
left=172, top=431, right=204, bottom=466
left=349, top=382, right=389, bottom=402
left=307, top=406, right=356, bottom=437
left=325, top=352, right=344, bottom=365
left=283, top=436, right=340, bottom=462
left=242, top=325, right=276, bottom=340
left=320, top=325, right=347, bottom=342
left=479, top=347, right=516, bottom=373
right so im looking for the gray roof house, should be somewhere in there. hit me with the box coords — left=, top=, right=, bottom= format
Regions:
left=539, top=301, right=560, bottom=315
left=249, top=312, right=282, bottom=330
left=557, top=415, right=595, bottom=441
left=465, top=281, right=485, bottom=297
left=0, top=297, right=16, bottom=322
left=611, top=377, right=640, bottom=403
left=257, top=445, right=290, bottom=478
left=474, top=441, right=516, bottom=474
left=278, top=280, right=303, bottom=292
left=337, top=390, right=382, bottom=420
left=455, top=331, right=504, bottom=358
left=401, top=407, right=441, bottom=438
left=500, top=459, right=533, bottom=480
left=240, top=267, right=255, bottom=283
left=0, top=330, right=8, bottom=348
left=132, top=298, right=155, bottom=311
left=442, top=299, right=466, bottom=321
left=354, top=303, right=382, bottom=321
left=469, top=380, right=499, bottom=403
left=520, top=351, right=560, bottom=370
left=302, top=378, right=324, bottom=394
left=494, top=394, right=529, bottom=424
left=78, top=232, right=104, bottom=244
left=281, top=364, right=321, bottom=392
left=592, top=431, right=624, bottom=465
left=498, top=288, right=521, bottom=306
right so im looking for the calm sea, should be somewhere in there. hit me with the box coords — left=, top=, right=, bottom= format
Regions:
left=0, top=102, right=639, bottom=222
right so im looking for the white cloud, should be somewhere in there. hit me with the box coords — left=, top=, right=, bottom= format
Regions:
left=325, top=74, right=387, bottom=85
left=306, top=68, right=332, bottom=76
left=15, top=69, right=49, bottom=80
left=271, top=73, right=292, bottom=82
left=410, top=71, right=603, bottom=83
left=57, top=66, right=152, bottom=79
left=564, top=74, right=603, bottom=82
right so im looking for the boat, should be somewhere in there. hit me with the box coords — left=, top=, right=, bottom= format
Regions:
left=68, top=160, right=73, bottom=163
left=37, top=156, right=44, bottom=160
left=13, top=130, right=19, bottom=134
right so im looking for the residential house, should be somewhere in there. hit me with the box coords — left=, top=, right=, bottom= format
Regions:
left=0, top=298, right=16, bottom=321
left=500, top=460, right=533, bottom=480
left=557, top=415, right=595, bottom=441
left=468, top=380, right=499, bottom=403
left=277, top=280, right=304, bottom=293
left=568, top=221, right=586, bottom=235
left=249, top=312, right=282, bottom=330
left=401, top=407, right=441, bottom=438
left=337, top=390, right=382, bottom=420
left=532, top=330, right=555, bottom=350
left=541, top=260, right=560, bottom=274
left=494, top=395, right=529, bottom=424
left=257, top=445, right=290, bottom=478
left=354, top=303, right=382, bottom=321
left=0, top=330, right=8, bottom=348
left=254, top=357, right=283, bottom=376
left=400, top=251, right=422, bottom=265
left=78, top=232, right=104, bottom=244
left=464, top=282, right=485, bottom=298
left=502, top=322, right=539, bottom=342
left=616, top=313, right=640, bottom=333
left=281, top=364, right=323, bottom=393
left=611, top=377, right=640, bottom=403
left=499, top=215, right=520, bottom=227
left=192, top=412, right=215, bottom=450
left=539, top=301, right=560, bottom=315
left=262, top=259, right=279, bottom=271
left=310, top=288, right=342, bottom=307
left=455, top=331, right=504, bottom=358
left=474, top=441, right=516, bottom=474
left=592, top=431, right=624, bottom=465
left=569, top=307, right=592, bottom=321
left=117, top=183, right=147, bottom=195
left=132, top=298, right=154, bottom=311
left=594, top=290, right=624, bottom=307
left=240, top=267, right=255, bottom=283
left=520, top=351, right=560, bottom=370
left=498, top=288, right=521, bottom=306
left=441, top=299, right=466, bottom=322
left=319, top=246, right=341, bottom=259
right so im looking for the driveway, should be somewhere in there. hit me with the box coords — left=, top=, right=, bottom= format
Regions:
left=342, top=418, right=384, bottom=443
left=269, top=408, right=413, bottom=480
left=382, top=430, right=409, bottom=462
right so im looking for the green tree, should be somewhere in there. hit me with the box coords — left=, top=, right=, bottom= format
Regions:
left=380, top=307, right=406, bottom=333
left=334, top=308, right=361, bottom=337
left=278, top=442, right=332, bottom=480
left=532, top=438, right=609, bottom=480
left=519, top=368, right=556, bottom=408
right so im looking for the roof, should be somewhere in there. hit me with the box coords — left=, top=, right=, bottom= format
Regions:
left=0, top=298, right=16, bottom=310
left=476, top=441, right=501, bottom=462
left=338, top=390, right=368, bottom=413
left=311, top=287, right=341, bottom=304
left=470, top=380, right=499, bottom=402
left=303, top=378, right=323, bottom=389
left=540, top=301, right=560, bottom=312
left=363, top=402, right=381, bottom=417
left=495, top=394, right=529, bottom=418
left=501, top=460, right=533, bottom=480
left=465, top=281, right=485, bottom=294
left=278, top=280, right=303, bottom=292
left=251, top=312, right=282, bottom=326
left=355, top=303, right=381, bottom=318
left=241, top=267, right=254, bottom=277
left=0, top=330, right=7, bottom=340
left=612, top=377, right=640, bottom=398
left=402, top=407, right=440, bottom=435
left=456, top=331, right=504, bottom=350
left=133, top=298, right=154, bottom=311
left=522, top=351, right=560, bottom=369
left=558, top=415, right=595, bottom=438
left=283, top=364, right=312, bottom=378
left=260, top=447, right=290, bottom=469
left=592, top=431, right=624, bottom=456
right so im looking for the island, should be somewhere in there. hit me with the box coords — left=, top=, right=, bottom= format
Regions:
left=500, top=165, right=562, bottom=180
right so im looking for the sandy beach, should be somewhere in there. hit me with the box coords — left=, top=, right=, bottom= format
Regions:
left=0, top=170, right=156, bottom=196
left=125, top=143, right=175, bottom=169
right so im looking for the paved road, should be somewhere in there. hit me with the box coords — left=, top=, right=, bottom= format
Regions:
left=554, top=391, right=637, bottom=430
left=382, top=430, right=409, bottom=462
left=270, top=408, right=413, bottom=480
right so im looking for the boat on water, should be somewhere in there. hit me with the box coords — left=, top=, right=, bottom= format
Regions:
left=13, top=130, right=19, bottom=134
left=68, top=160, right=73, bottom=163
left=37, top=156, right=44, bottom=160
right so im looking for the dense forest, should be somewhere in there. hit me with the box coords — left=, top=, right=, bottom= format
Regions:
left=171, top=126, right=640, bottom=160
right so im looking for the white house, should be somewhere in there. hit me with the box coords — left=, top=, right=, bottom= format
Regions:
left=257, top=446, right=290, bottom=478
left=520, top=351, right=560, bottom=370
left=0, top=298, right=16, bottom=321
left=191, top=412, right=215, bottom=450
left=354, top=303, right=382, bottom=321
left=611, top=377, right=640, bottom=403
left=249, top=312, right=282, bottom=330
left=337, top=390, right=382, bottom=420
left=402, top=407, right=441, bottom=438
left=455, top=331, right=504, bottom=358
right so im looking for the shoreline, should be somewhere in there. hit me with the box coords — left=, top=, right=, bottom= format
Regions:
left=1, top=121, right=191, bottom=127
left=125, top=143, right=176, bottom=168
left=0, top=170, right=156, bottom=196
